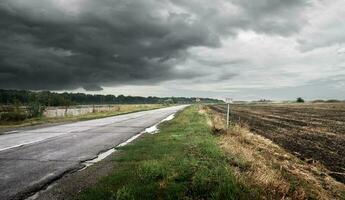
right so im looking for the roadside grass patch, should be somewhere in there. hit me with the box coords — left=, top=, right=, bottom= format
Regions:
left=0, top=104, right=165, bottom=131
left=78, top=106, right=248, bottom=200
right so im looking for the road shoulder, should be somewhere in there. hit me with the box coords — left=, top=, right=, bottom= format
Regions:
left=34, top=151, right=122, bottom=200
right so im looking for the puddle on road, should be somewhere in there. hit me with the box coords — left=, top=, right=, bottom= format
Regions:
left=162, top=114, right=175, bottom=122
left=143, top=114, right=175, bottom=135
left=81, top=148, right=117, bottom=169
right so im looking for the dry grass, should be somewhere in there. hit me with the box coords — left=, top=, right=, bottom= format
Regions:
left=207, top=107, right=345, bottom=200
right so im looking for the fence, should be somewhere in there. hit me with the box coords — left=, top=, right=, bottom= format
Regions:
left=43, top=105, right=121, bottom=118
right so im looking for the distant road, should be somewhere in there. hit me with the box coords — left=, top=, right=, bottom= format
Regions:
left=0, top=105, right=187, bottom=200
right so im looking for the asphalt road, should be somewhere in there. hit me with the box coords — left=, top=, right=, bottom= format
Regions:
left=0, top=105, right=187, bottom=200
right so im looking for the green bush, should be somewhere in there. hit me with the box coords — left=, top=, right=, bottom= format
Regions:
left=162, top=99, right=174, bottom=106
left=0, top=112, right=27, bottom=121
left=27, top=102, right=44, bottom=117
left=296, top=97, right=305, bottom=103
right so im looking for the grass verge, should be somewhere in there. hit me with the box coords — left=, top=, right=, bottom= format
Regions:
left=78, top=105, right=249, bottom=200
left=0, top=104, right=166, bottom=131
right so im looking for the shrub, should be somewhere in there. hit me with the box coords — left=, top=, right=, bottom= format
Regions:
left=163, top=99, right=174, bottom=106
left=0, top=112, right=27, bottom=121
left=27, top=102, right=44, bottom=117
left=296, top=97, right=305, bottom=103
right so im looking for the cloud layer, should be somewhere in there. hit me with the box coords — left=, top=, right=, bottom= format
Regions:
left=0, top=0, right=344, bottom=99
left=0, top=0, right=308, bottom=91
left=0, top=0, right=221, bottom=90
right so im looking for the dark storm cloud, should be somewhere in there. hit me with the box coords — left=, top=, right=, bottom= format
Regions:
left=0, top=0, right=220, bottom=90
left=0, top=0, right=309, bottom=90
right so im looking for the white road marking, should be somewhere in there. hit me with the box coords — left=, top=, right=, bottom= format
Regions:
left=0, top=141, right=43, bottom=152
left=4, top=130, right=18, bottom=134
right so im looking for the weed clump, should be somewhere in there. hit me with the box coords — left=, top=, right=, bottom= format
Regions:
left=113, top=187, right=134, bottom=200
left=137, top=160, right=166, bottom=181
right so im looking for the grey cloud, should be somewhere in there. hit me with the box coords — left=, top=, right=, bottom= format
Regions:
left=0, top=0, right=220, bottom=90
left=296, top=1, right=345, bottom=52
left=0, top=0, right=310, bottom=91
left=195, top=58, right=249, bottom=67
left=83, top=84, right=103, bottom=91
left=298, top=28, right=345, bottom=51
left=217, top=72, right=238, bottom=81
left=230, top=0, right=309, bottom=35
left=171, top=0, right=309, bottom=36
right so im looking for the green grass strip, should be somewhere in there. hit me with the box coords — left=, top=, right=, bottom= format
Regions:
left=78, top=105, right=249, bottom=200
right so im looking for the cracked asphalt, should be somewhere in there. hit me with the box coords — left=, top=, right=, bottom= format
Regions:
left=0, top=105, right=187, bottom=200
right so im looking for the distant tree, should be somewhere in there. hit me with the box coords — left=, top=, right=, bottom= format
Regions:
left=27, top=101, right=44, bottom=118
left=296, top=97, right=305, bottom=103
left=163, top=99, right=174, bottom=105
left=326, top=99, right=340, bottom=103
left=0, top=89, right=223, bottom=106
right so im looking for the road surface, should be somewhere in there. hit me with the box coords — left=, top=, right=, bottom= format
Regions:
left=0, top=105, right=187, bottom=200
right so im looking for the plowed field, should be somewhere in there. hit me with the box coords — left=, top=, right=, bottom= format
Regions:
left=209, top=103, right=345, bottom=183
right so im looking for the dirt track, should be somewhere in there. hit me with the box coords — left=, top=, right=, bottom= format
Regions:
left=209, top=103, right=345, bottom=183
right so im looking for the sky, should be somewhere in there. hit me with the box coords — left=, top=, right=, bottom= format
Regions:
left=0, top=0, right=345, bottom=100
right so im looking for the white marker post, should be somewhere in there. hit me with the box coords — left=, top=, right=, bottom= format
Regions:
left=225, top=98, right=233, bottom=129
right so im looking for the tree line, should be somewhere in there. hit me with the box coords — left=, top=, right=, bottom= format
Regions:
left=0, top=89, right=223, bottom=106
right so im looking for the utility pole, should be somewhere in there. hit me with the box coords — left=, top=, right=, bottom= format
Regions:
left=225, top=98, right=233, bottom=129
